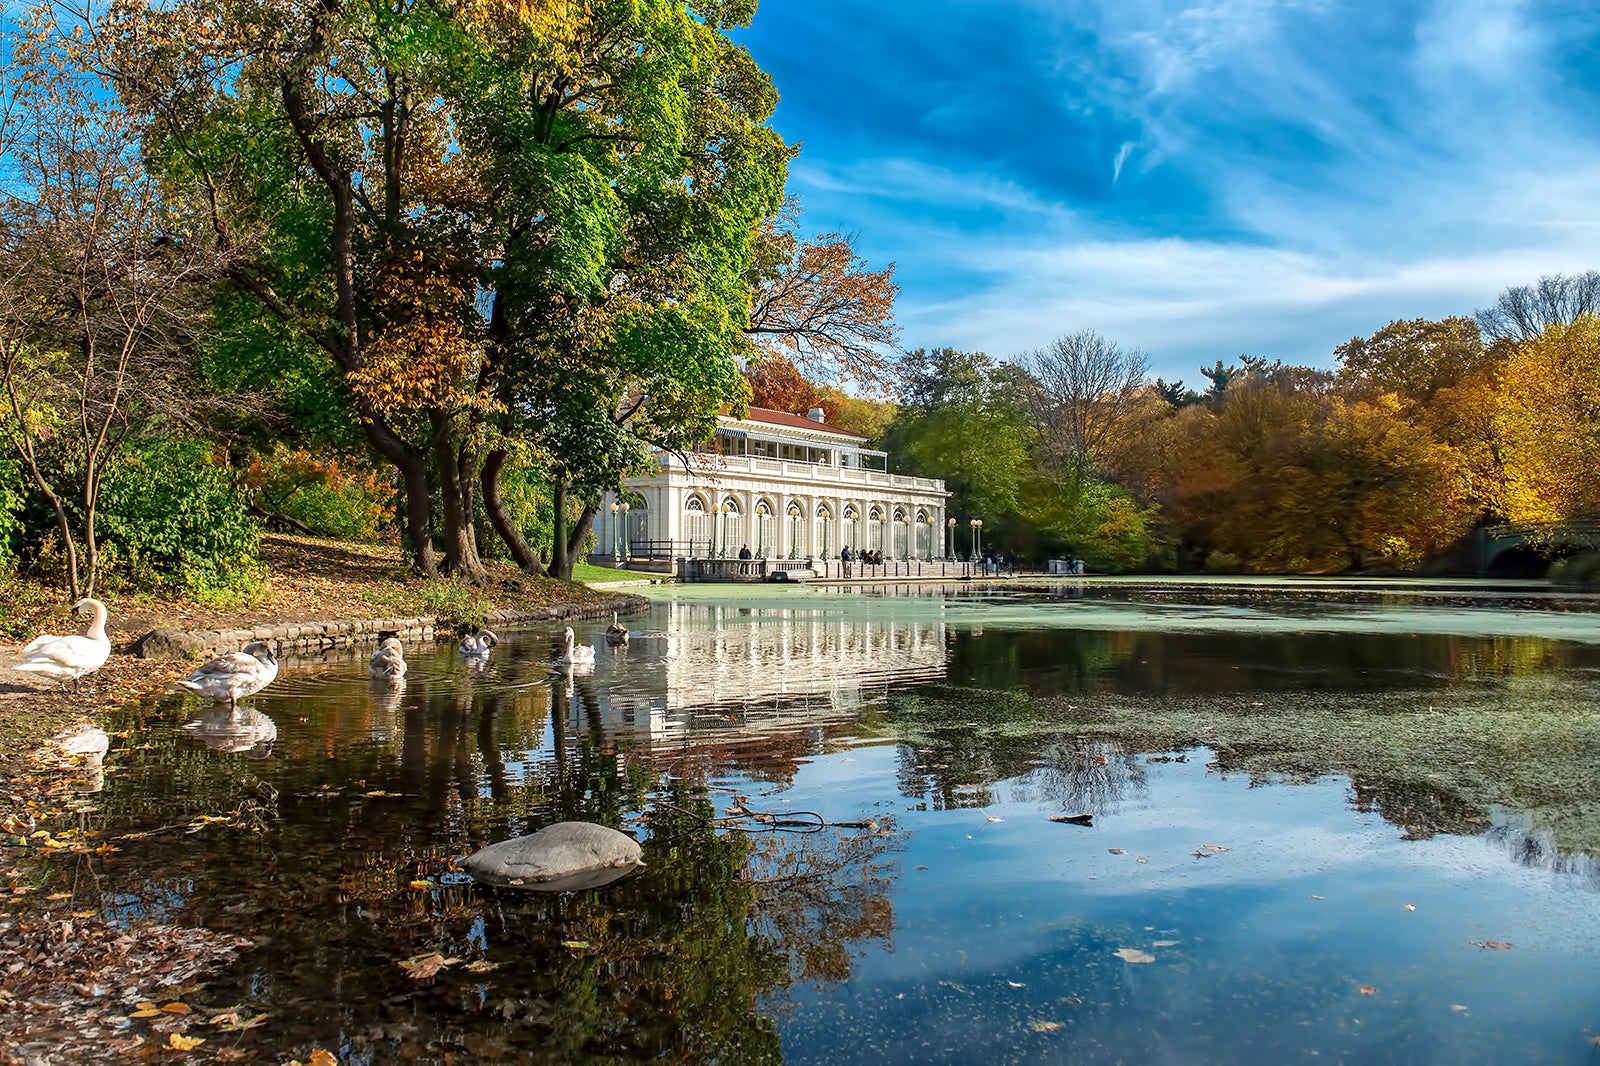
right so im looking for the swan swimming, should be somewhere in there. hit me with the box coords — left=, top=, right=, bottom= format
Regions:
left=369, top=635, right=407, bottom=681
left=556, top=626, right=595, bottom=666
left=604, top=612, right=629, bottom=646
left=175, top=641, right=279, bottom=710
left=14, top=598, right=112, bottom=691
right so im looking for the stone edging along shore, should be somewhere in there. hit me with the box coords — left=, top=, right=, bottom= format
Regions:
left=132, top=594, right=651, bottom=660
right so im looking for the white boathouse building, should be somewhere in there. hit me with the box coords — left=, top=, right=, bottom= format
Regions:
left=596, top=406, right=949, bottom=573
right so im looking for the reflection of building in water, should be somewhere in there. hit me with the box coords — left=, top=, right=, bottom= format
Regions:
left=573, top=602, right=948, bottom=744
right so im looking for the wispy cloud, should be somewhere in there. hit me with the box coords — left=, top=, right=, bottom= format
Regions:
left=739, top=0, right=1600, bottom=379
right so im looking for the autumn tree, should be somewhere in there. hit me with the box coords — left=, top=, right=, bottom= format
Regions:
left=1490, top=316, right=1600, bottom=524
left=744, top=216, right=899, bottom=393
left=1, top=8, right=227, bottom=597
left=1334, top=317, right=1491, bottom=402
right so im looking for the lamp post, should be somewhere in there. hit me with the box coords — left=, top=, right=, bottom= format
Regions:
left=609, top=501, right=619, bottom=562
left=788, top=504, right=801, bottom=559
left=947, top=517, right=956, bottom=560
left=969, top=518, right=983, bottom=561
left=619, top=501, right=630, bottom=563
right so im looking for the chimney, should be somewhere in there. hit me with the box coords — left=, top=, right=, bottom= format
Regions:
left=806, top=406, right=825, bottom=423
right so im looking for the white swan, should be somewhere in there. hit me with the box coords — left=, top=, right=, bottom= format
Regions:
left=557, top=626, right=595, bottom=666
left=369, top=635, right=407, bottom=681
left=175, top=641, right=278, bottom=710
left=459, top=629, right=498, bottom=657
left=14, top=598, right=112, bottom=691
left=604, top=612, right=629, bottom=646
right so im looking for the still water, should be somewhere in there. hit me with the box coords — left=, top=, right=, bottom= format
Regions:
left=48, top=579, right=1600, bottom=1062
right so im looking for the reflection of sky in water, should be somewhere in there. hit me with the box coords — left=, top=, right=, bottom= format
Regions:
left=773, top=745, right=1600, bottom=1065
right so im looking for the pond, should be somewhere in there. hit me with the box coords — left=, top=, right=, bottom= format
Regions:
left=33, top=578, right=1600, bottom=1063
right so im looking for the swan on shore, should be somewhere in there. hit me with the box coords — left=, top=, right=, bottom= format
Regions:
left=14, top=598, right=112, bottom=691
left=369, top=635, right=407, bottom=681
left=557, top=626, right=595, bottom=666
left=175, top=641, right=279, bottom=711
left=604, top=612, right=629, bottom=646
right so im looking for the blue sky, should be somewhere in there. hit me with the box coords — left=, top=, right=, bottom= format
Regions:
left=736, top=0, right=1600, bottom=385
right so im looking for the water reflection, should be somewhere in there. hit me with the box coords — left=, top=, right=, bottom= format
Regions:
left=27, top=586, right=1600, bottom=1063
left=181, top=707, right=277, bottom=756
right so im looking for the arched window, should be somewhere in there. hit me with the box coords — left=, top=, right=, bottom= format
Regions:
left=719, top=496, right=744, bottom=557
left=684, top=495, right=711, bottom=556
left=892, top=508, right=909, bottom=559
left=816, top=503, right=835, bottom=559
left=867, top=505, right=884, bottom=553
left=843, top=503, right=860, bottom=549
left=786, top=501, right=804, bottom=559
left=754, top=499, right=773, bottom=558
left=623, top=497, right=647, bottom=554
left=915, top=509, right=932, bottom=559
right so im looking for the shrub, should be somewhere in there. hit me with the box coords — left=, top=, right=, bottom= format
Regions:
left=1549, top=550, right=1600, bottom=587
left=96, top=437, right=261, bottom=593
left=240, top=445, right=395, bottom=542
left=417, top=580, right=492, bottom=630
left=0, top=456, right=22, bottom=573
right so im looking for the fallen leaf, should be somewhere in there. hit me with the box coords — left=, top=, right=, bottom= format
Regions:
left=408, top=880, right=432, bottom=890
left=1029, top=1020, right=1062, bottom=1033
left=168, top=1032, right=205, bottom=1051
left=1113, top=948, right=1155, bottom=964
left=1007, top=981, right=1025, bottom=988
left=162, top=1001, right=191, bottom=1014
left=1136, top=856, right=1149, bottom=863
left=1107, top=848, right=1126, bottom=855
left=561, top=940, right=591, bottom=949
left=1310, top=895, right=1325, bottom=900
left=1468, top=940, right=1514, bottom=950
left=463, top=960, right=498, bottom=973
left=1151, top=940, right=1179, bottom=947
left=1200, top=844, right=1230, bottom=853
left=1450, top=1004, right=1469, bottom=1013
left=129, top=1008, right=164, bottom=1018
left=397, top=952, right=459, bottom=979
left=1360, top=985, right=1378, bottom=995
left=1404, top=904, right=1417, bottom=912
left=1049, top=814, right=1093, bottom=826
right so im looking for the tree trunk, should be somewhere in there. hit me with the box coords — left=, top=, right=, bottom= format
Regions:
left=457, top=439, right=480, bottom=563
left=431, top=410, right=485, bottom=580
left=565, top=501, right=599, bottom=580
left=481, top=448, right=548, bottom=577
left=551, top=477, right=569, bottom=580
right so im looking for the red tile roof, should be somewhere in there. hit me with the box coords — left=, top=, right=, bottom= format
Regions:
left=735, top=406, right=868, bottom=440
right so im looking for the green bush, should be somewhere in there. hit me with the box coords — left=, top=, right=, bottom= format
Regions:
left=96, top=438, right=261, bottom=593
left=241, top=445, right=395, bottom=542
left=0, top=456, right=22, bottom=573
left=416, top=580, right=492, bottom=630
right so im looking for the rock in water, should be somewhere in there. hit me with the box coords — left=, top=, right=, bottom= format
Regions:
left=463, top=822, right=643, bottom=892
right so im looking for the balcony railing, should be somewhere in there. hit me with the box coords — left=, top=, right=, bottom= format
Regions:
left=658, top=454, right=945, bottom=494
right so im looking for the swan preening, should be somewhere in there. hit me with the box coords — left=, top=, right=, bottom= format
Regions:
left=14, top=598, right=112, bottom=691
left=557, top=626, right=595, bottom=666
left=605, top=613, right=629, bottom=646
left=175, top=640, right=279, bottom=710
left=459, top=629, right=498, bottom=657
left=369, top=635, right=408, bottom=681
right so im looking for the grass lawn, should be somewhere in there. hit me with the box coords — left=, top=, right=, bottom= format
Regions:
left=571, top=560, right=669, bottom=584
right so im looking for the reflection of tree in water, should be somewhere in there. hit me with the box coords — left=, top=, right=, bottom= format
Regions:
left=896, top=733, right=1143, bottom=815
left=1346, top=775, right=1488, bottom=841
left=1485, top=819, right=1600, bottom=889
left=742, top=808, right=903, bottom=989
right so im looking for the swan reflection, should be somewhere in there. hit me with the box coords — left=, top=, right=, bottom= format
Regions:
left=368, top=675, right=407, bottom=712
left=182, top=707, right=277, bottom=757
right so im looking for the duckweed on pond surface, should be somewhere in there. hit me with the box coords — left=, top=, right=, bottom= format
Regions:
left=16, top=580, right=1600, bottom=1063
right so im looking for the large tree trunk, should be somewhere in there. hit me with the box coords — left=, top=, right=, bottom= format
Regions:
left=481, top=448, right=548, bottom=577
left=457, top=439, right=481, bottom=564
left=551, top=477, right=569, bottom=580
left=430, top=410, right=485, bottom=580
